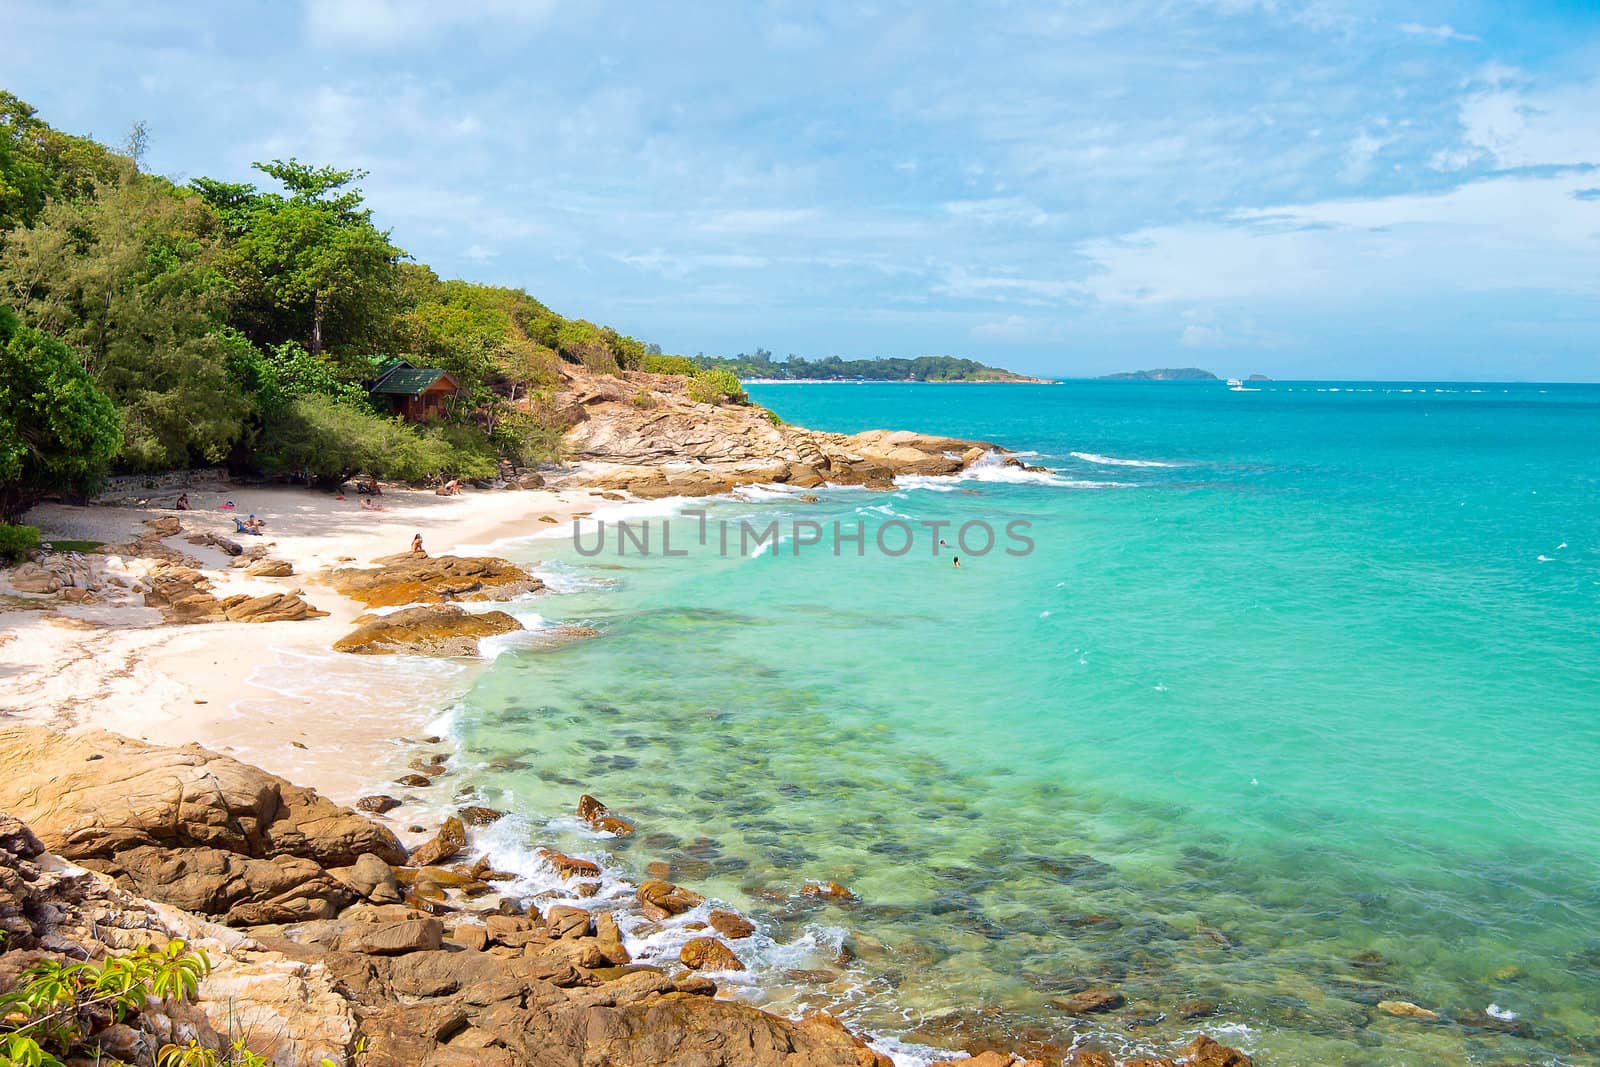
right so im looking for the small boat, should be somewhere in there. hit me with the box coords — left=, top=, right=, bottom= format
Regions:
left=1226, top=378, right=1243, bottom=388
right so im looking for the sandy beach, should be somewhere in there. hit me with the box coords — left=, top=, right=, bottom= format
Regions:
left=0, top=482, right=599, bottom=806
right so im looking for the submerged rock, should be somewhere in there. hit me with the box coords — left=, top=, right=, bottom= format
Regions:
left=1049, top=989, right=1125, bottom=1014
left=1378, top=999, right=1441, bottom=1022
left=577, top=792, right=636, bottom=836
left=637, top=878, right=703, bottom=920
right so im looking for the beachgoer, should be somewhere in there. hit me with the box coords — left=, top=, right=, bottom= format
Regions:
left=220, top=500, right=235, bottom=511
left=953, top=555, right=961, bottom=568
left=411, top=533, right=426, bottom=556
left=175, top=493, right=190, bottom=510
left=436, top=478, right=461, bottom=496
left=361, top=498, right=389, bottom=512
left=246, top=513, right=265, bottom=533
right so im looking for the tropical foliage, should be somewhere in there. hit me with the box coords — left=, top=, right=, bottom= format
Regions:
left=0, top=91, right=668, bottom=512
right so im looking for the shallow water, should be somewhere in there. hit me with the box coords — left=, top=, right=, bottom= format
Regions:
left=450, top=381, right=1600, bottom=1065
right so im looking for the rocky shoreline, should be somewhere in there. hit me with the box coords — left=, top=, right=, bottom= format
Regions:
left=0, top=725, right=1254, bottom=1067
left=0, top=366, right=1260, bottom=1065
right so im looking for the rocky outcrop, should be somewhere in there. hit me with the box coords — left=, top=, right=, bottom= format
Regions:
left=554, top=366, right=999, bottom=496
left=139, top=564, right=326, bottom=623
left=332, top=604, right=522, bottom=656
left=0, top=727, right=405, bottom=925
left=329, top=554, right=543, bottom=609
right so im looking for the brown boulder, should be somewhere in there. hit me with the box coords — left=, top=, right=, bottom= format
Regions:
left=329, top=554, right=543, bottom=608
left=708, top=908, right=757, bottom=939
left=245, top=558, right=293, bottom=577
left=357, top=795, right=402, bottom=814
left=329, top=853, right=403, bottom=904
left=801, top=880, right=857, bottom=901
left=571, top=993, right=893, bottom=1067
left=679, top=936, right=744, bottom=972
left=459, top=805, right=505, bottom=826
left=218, top=592, right=327, bottom=622
left=637, top=879, right=703, bottom=920
left=0, top=728, right=406, bottom=871
left=336, top=917, right=444, bottom=956
left=410, top=816, right=468, bottom=867
left=1182, top=1036, right=1254, bottom=1067
left=545, top=905, right=592, bottom=939
left=577, top=793, right=636, bottom=836
left=332, top=604, right=522, bottom=657
left=540, top=849, right=602, bottom=880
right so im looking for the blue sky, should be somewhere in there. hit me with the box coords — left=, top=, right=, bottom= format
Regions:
left=5, top=1, right=1600, bottom=380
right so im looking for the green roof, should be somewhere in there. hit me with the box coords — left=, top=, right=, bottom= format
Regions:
left=370, top=368, right=456, bottom=396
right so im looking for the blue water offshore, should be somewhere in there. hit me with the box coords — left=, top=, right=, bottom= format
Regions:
left=457, top=380, right=1600, bottom=1065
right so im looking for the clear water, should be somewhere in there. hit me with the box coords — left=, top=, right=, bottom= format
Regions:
left=451, top=381, right=1600, bottom=1065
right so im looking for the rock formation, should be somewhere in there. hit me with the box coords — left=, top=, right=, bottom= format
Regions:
left=332, top=604, right=523, bottom=656
left=329, top=554, right=543, bottom=608
left=553, top=366, right=1000, bottom=497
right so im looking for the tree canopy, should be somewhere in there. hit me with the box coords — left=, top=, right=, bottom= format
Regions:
left=0, top=91, right=670, bottom=504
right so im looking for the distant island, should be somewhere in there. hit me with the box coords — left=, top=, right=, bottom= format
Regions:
left=704, top=349, right=1048, bottom=382
left=1248, top=373, right=1272, bottom=381
left=1100, top=368, right=1220, bottom=381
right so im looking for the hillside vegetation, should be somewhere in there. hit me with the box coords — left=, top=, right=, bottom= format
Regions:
left=0, top=91, right=678, bottom=516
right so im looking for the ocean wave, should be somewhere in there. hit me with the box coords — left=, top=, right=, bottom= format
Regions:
left=1069, top=451, right=1181, bottom=468
left=896, top=451, right=1136, bottom=491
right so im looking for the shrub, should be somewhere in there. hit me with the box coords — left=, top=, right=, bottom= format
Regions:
left=0, top=307, right=122, bottom=521
left=630, top=390, right=657, bottom=409
left=258, top=396, right=503, bottom=487
left=686, top=367, right=747, bottom=405
left=490, top=408, right=565, bottom=467
left=0, top=523, right=41, bottom=561
left=640, top=354, right=697, bottom=376
left=0, top=939, right=209, bottom=1066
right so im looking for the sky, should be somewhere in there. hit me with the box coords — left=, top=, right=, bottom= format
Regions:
left=4, top=1, right=1600, bottom=380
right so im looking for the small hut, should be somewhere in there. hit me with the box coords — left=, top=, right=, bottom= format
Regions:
left=369, top=359, right=460, bottom=422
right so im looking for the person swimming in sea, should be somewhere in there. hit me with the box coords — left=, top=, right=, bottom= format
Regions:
left=953, top=555, right=961, bottom=568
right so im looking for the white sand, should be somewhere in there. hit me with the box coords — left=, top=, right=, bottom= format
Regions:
left=0, top=484, right=604, bottom=810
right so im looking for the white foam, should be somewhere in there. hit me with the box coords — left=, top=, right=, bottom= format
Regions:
left=1069, top=451, right=1181, bottom=468
left=896, top=451, right=1135, bottom=491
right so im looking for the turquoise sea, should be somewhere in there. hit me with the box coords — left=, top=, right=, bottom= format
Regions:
left=452, top=381, right=1600, bottom=1065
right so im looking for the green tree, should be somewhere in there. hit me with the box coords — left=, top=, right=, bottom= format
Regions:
left=199, top=159, right=403, bottom=359
left=0, top=176, right=254, bottom=469
left=0, top=306, right=121, bottom=520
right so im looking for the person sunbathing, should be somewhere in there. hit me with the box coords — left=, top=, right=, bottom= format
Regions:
left=411, top=533, right=426, bottom=556
left=361, top=498, right=389, bottom=512
left=233, top=517, right=262, bottom=536
left=174, top=493, right=190, bottom=510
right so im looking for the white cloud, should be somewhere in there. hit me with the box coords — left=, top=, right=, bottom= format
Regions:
left=1400, top=23, right=1480, bottom=43
left=303, top=0, right=559, bottom=48
left=1451, top=78, right=1600, bottom=169
left=1078, top=171, right=1600, bottom=306
left=464, top=244, right=497, bottom=262
left=942, top=197, right=1055, bottom=227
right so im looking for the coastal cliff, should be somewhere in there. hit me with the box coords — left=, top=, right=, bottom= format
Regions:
left=0, top=727, right=1253, bottom=1067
